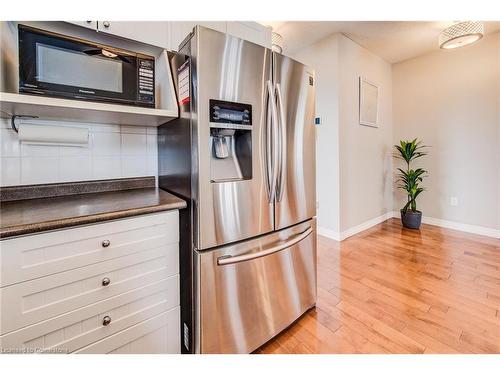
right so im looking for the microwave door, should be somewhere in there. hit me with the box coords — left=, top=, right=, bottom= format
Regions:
left=17, top=25, right=149, bottom=107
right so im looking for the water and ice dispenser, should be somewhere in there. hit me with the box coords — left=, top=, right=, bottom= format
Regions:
left=209, top=100, right=252, bottom=182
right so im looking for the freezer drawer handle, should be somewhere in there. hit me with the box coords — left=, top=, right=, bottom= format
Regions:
left=217, top=226, right=313, bottom=266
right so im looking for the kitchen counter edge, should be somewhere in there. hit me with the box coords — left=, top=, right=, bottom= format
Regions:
left=0, top=189, right=186, bottom=239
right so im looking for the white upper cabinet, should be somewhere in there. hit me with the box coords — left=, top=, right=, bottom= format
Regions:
left=169, top=22, right=226, bottom=51
left=226, top=22, right=272, bottom=48
left=96, top=21, right=170, bottom=50
left=66, top=21, right=97, bottom=30
left=170, top=22, right=271, bottom=51
left=65, top=21, right=272, bottom=51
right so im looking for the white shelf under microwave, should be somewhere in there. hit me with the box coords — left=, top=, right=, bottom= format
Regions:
left=0, top=92, right=179, bottom=127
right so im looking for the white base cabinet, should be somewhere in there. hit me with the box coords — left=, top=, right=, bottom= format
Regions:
left=0, top=211, right=181, bottom=354
left=74, top=308, right=180, bottom=354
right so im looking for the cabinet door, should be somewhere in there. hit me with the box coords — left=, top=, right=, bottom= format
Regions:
left=1, top=211, right=179, bottom=287
left=97, top=21, right=170, bottom=49
left=0, top=275, right=179, bottom=353
left=169, top=21, right=226, bottom=51
left=0, top=245, right=179, bottom=334
left=74, top=308, right=180, bottom=354
left=66, top=21, right=98, bottom=30
left=226, top=22, right=271, bottom=48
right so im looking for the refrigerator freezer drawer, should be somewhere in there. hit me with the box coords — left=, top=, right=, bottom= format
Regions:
left=196, top=219, right=317, bottom=353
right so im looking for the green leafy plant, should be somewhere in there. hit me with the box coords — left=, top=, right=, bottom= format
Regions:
left=394, top=139, right=428, bottom=213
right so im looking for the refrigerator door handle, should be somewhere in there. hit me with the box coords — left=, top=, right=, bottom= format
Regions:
left=275, top=83, right=287, bottom=202
left=265, top=80, right=279, bottom=203
left=217, top=226, right=313, bottom=266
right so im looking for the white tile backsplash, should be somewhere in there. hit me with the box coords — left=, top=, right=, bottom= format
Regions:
left=146, top=127, right=158, bottom=135
left=146, top=134, right=157, bottom=155
left=0, top=118, right=158, bottom=186
left=21, top=157, right=59, bottom=184
left=91, top=156, right=122, bottom=180
left=122, top=155, right=149, bottom=177
left=147, top=155, right=158, bottom=176
left=60, top=143, right=92, bottom=157
left=91, top=124, right=121, bottom=133
left=59, top=156, right=92, bottom=182
left=121, top=133, right=147, bottom=156
left=1, top=128, right=21, bottom=157
left=121, top=125, right=147, bottom=134
left=1, top=157, right=21, bottom=185
left=21, top=143, right=60, bottom=157
left=91, top=132, right=121, bottom=156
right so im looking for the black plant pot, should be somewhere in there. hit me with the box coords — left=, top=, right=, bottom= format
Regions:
left=400, top=209, right=422, bottom=229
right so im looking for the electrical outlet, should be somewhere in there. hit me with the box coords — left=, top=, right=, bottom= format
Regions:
left=450, top=197, right=458, bottom=206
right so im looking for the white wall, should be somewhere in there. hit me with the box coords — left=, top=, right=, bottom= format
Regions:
left=0, top=119, right=158, bottom=186
left=294, top=34, right=393, bottom=237
left=338, top=35, right=393, bottom=232
left=393, top=33, right=500, bottom=231
left=293, top=34, right=341, bottom=235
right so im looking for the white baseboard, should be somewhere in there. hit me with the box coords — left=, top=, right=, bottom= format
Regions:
left=317, top=211, right=394, bottom=242
left=340, top=212, right=394, bottom=241
left=319, top=211, right=500, bottom=242
left=390, top=211, right=500, bottom=239
left=317, top=226, right=341, bottom=241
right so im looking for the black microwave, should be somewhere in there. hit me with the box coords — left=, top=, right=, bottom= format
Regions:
left=18, top=25, right=155, bottom=108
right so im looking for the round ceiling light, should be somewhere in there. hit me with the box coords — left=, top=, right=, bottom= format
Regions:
left=439, top=21, right=484, bottom=49
left=271, top=32, right=284, bottom=53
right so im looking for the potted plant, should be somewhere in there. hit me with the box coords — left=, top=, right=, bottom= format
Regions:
left=394, top=139, right=428, bottom=229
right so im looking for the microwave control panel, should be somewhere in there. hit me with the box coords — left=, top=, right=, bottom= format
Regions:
left=138, top=58, right=155, bottom=104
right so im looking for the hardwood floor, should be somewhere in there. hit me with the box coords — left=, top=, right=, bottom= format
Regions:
left=255, top=218, right=500, bottom=354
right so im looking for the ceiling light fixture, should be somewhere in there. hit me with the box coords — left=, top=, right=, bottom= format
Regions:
left=439, top=21, right=484, bottom=49
left=271, top=32, right=284, bottom=53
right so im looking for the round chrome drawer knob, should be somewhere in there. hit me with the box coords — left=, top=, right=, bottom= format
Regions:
left=102, top=316, right=112, bottom=326
left=103, top=21, right=110, bottom=28
left=101, top=240, right=111, bottom=248
left=101, top=277, right=111, bottom=287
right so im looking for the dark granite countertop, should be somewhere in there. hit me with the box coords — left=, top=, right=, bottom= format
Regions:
left=0, top=178, right=186, bottom=239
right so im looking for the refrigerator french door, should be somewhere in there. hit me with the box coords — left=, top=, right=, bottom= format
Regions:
left=158, top=26, right=316, bottom=354
left=273, top=54, right=316, bottom=230
left=194, top=25, right=274, bottom=249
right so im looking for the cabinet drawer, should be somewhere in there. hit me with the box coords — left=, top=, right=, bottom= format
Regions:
left=74, top=308, right=180, bottom=354
left=1, top=211, right=179, bottom=287
left=0, top=275, right=179, bottom=353
left=0, top=244, right=178, bottom=334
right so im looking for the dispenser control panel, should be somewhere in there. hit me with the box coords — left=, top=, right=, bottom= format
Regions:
left=209, top=100, right=252, bottom=128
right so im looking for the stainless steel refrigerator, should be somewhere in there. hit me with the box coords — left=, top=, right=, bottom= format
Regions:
left=158, top=26, right=317, bottom=354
